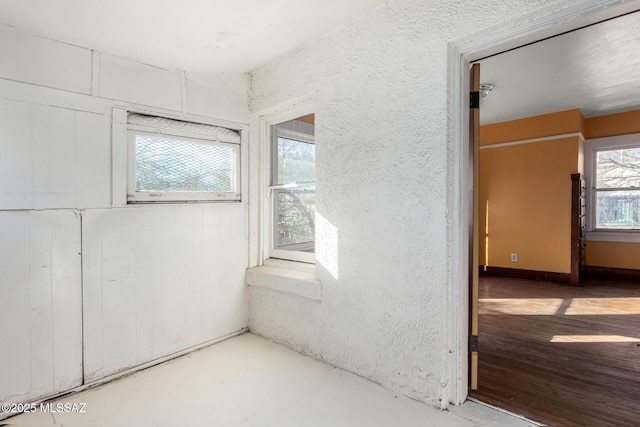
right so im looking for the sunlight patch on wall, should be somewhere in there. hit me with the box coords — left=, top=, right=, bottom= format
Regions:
left=315, top=213, right=338, bottom=280
left=484, top=200, right=490, bottom=267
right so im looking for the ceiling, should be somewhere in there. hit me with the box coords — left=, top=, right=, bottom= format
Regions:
left=2, top=1, right=638, bottom=123
left=479, top=10, right=640, bottom=124
left=0, top=0, right=387, bottom=73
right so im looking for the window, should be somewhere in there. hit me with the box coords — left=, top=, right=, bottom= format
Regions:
left=127, top=114, right=241, bottom=203
left=585, top=134, right=640, bottom=238
left=267, top=114, right=315, bottom=262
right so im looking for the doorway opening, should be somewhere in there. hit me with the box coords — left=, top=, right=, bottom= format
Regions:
left=451, top=1, right=640, bottom=424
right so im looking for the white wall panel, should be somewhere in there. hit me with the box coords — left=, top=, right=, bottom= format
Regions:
left=186, top=79, right=249, bottom=124
left=50, top=211, right=84, bottom=390
left=28, top=215, right=55, bottom=393
left=0, top=79, right=111, bottom=115
left=0, top=210, right=82, bottom=404
left=82, top=204, right=248, bottom=382
left=98, top=54, right=182, bottom=111
left=32, top=105, right=76, bottom=208
left=0, top=24, right=251, bottom=406
left=0, top=25, right=91, bottom=94
left=0, top=99, right=33, bottom=209
left=76, top=111, right=111, bottom=208
left=0, top=99, right=111, bottom=210
left=0, top=213, right=31, bottom=401
left=80, top=208, right=103, bottom=378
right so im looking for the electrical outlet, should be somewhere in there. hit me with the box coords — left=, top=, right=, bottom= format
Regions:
left=511, top=253, right=518, bottom=262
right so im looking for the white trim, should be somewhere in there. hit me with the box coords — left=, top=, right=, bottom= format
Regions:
left=270, top=250, right=315, bottom=264
left=585, top=133, right=640, bottom=150
left=269, top=182, right=316, bottom=191
left=585, top=231, right=640, bottom=242
left=257, top=96, right=315, bottom=265
left=246, top=265, right=321, bottom=301
left=111, top=106, right=248, bottom=206
left=0, top=77, right=112, bottom=115
left=447, top=44, right=471, bottom=409
left=126, top=130, right=241, bottom=203
left=584, top=133, right=640, bottom=236
left=0, top=77, right=247, bottom=131
left=263, top=258, right=316, bottom=273
left=448, top=0, right=640, bottom=407
left=117, top=102, right=247, bottom=132
left=127, top=113, right=241, bottom=144
left=276, top=128, right=315, bottom=145
left=239, top=123, right=249, bottom=205
left=466, top=397, right=545, bottom=426
left=111, top=106, right=128, bottom=206
left=479, top=132, right=584, bottom=150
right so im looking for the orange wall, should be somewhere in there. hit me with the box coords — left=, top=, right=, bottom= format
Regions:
left=481, top=108, right=640, bottom=273
left=481, top=109, right=582, bottom=146
left=585, top=241, right=640, bottom=269
left=584, top=110, right=640, bottom=139
left=479, top=134, right=581, bottom=273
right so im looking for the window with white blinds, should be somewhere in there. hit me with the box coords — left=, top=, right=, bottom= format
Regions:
left=126, top=114, right=241, bottom=203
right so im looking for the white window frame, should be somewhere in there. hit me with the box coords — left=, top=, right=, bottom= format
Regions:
left=584, top=133, right=640, bottom=243
left=259, top=100, right=316, bottom=264
left=124, top=113, right=241, bottom=204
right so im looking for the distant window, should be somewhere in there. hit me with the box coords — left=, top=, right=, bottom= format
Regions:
left=585, top=135, right=640, bottom=233
left=594, top=146, right=640, bottom=229
left=127, top=114, right=240, bottom=203
left=268, top=115, right=315, bottom=262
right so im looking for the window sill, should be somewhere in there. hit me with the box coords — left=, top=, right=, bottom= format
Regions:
left=585, top=231, right=640, bottom=243
left=246, top=260, right=321, bottom=301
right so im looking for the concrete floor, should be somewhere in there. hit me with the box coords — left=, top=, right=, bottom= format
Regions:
left=7, top=333, right=536, bottom=426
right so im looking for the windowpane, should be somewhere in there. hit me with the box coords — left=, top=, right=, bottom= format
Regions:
left=275, top=137, right=315, bottom=185
left=135, top=135, right=234, bottom=193
left=268, top=114, right=315, bottom=260
left=274, top=186, right=315, bottom=251
left=596, top=147, right=640, bottom=188
left=596, top=190, right=640, bottom=229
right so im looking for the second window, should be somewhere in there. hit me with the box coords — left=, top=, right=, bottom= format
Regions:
left=269, top=114, right=316, bottom=261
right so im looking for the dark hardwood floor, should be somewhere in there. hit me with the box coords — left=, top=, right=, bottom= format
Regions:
left=471, top=276, right=640, bottom=427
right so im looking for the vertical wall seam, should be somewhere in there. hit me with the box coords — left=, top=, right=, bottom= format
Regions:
left=27, top=213, right=33, bottom=389
left=74, top=111, right=79, bottom=208
left=180, top=70, right=188, bottom=114
left=79, top=209, right=85, bottom=384
left=48, top=212, right=55, bottom=389
left=91, top=51, right=100, bottom=97
left=172, top=208, right=177, bottom=345
left=29, top=104, right=35, bottom=208
left=99, top=212, right=104, bottom=369
left=134, top=209, right=138, bottom=365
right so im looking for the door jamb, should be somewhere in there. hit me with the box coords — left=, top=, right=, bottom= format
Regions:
left=447, top=0, right=640, bottom=406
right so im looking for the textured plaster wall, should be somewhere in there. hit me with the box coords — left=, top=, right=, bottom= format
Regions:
left=248, top=0, right=582, bottom=407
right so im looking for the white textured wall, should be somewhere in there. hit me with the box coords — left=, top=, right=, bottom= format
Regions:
left=0, top=24, right=250, bottom=408
left=248, top=0, right=580, bottom=407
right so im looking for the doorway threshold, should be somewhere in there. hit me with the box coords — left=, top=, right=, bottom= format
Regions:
left=466, top=396, right=545, bottom=426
